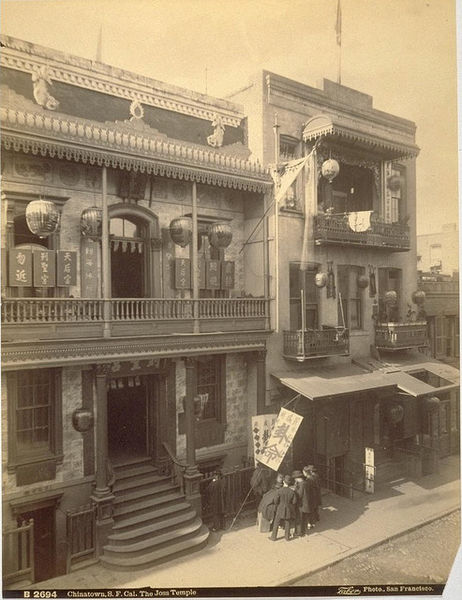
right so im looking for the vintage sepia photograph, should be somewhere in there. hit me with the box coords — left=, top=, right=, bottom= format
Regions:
left=0, top=0, right=460, bottom=598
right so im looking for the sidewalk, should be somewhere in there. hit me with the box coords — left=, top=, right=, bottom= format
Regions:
left=31, top=455, right=460, bottom=590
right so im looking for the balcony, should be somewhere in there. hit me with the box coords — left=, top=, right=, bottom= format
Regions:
left=375, top=322, right=428, bottom=351
left=283, top=327, right=349, bottom=361
left=314, top=213, right=410, bottom=251
left=1, top=297, right=270, bottom=342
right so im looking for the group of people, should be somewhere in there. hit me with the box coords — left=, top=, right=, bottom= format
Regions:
left=254, top=464, right=322, bottom=541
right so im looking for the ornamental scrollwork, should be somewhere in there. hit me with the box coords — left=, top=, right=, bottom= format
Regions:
left=32, top=66, right=59, bottom=111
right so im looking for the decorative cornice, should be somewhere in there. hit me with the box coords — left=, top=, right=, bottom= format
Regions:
left=1, top=333, right=269, bottom=370
left=0, top=36, right=244, bottom=128
left=0, top=106, right=272, bottom=192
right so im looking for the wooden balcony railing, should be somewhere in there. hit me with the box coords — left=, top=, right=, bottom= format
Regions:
left=66, top=504, right=96, bottom=572
left=283, top=327, right=350, bottom=361
left=2, top=519, right=34, bottom=586
left=314, top=213, right=410, bottom=251
left=2, top=297, right=269, bottom=324
left=375, top=322, right=428, bottom=351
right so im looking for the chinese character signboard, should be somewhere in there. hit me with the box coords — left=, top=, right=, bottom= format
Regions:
left=33, top=249, right=56, bottom=287
left=364, top=446, right=375, bottom=494
left=81, top=239, right=98, bottom=297
left=206, top=260, right=220, bottom=289
left=221, top=261, right=235, bottom=289
left=175, top=258, right=191, bottom=289
left=198, top=259, right=206, bottom=289
left=258, top=408, right=303, bottom=471
left=251, top=414, right=277, bottom=466
left=57, top=251, right=77, bottom=287
left=8, top=248, right=32, bottom=286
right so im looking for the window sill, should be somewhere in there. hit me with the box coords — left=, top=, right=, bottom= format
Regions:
left=7, top=452, right=63, bottom=474
left=349, top=330, right=370, bottom=337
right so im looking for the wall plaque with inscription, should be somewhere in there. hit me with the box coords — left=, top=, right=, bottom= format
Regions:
left=8, top=248, right=32, bottom=287
left=57, top=251, right=77, bottom=287
left=175, top=258, right=191, bottom=289
left=33, top=249, right=56, bottom=287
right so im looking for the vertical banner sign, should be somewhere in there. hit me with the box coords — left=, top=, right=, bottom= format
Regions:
left=198, top=259, right=206, bottom=290
left=364, top=446, right=375, bottom=494
left=206, top=260, right=220, bottom=289
left=175, top=258, right=191, bottom=289
left=57, top=251, right=77, bottom=287
left=221, top=261, right=235, bottom=289
left=8, top=248, right=32, bottom=286
left=81, top=239, right=99, bottom=297
left=258, top=408, right=304, bottom=471
left=33, top=249, right=56, bottom=287
left=251, top=414, right=277, bottom=466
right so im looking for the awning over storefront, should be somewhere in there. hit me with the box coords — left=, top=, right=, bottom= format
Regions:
left=383, top=371, right=436, bottom=397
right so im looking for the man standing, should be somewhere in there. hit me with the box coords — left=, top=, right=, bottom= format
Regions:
left=206, top=470, right=226, bottom=532
left=250, top=461, right=274, bottom=508
left=303, top=465, right=321, bottom=528
left=270, top=475, right=298, bottom=541
left=293, top=470, right=309, bottom=537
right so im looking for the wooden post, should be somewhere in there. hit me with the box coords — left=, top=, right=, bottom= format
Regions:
left=191, top=182, right=199, bottom=333
left=101, top=166, right=111, bottom=337
left=256, top=349, right=267, bottom=415
left=183, top=357, right=203, bottom=514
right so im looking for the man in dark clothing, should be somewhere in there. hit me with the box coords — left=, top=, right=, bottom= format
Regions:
left=207, top=470, right=226, bottom=531
left=270, top=475, right=298, bottom=541
left=293, top=470, right=310, bottom=537
left=303, top=465, right=321, bottom=527
left=250, top=461, right=274, bottom=508
left=257, top=481, right=282, bottom=532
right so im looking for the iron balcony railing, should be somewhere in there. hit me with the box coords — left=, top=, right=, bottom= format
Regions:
left=1, top=297, right=270, bottom=324
left=314, top=213, right=410, bottom=251
left=283, top=327, right=350, bottom=361
left=419, top=280, right=459, bottom=294
left=375, top=322, right=428, bottom=351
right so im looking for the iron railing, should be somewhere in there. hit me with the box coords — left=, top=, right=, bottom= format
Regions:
left=375, top=322, right=428, bottom=350
left=200, top=466, right=255, bottom=520
left=283, top=327, right=349, bottom=361
left=314, top=213, right=410, bottom=251
left=2, top=519, right=34, bottom=585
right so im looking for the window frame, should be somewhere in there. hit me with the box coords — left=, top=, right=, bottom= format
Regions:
left=195, top=356, right=226, bottom=424
left=7, top=369, right=63, bottom=473
left=289, top=263, right=319, bottom=330
left=337, top=265, right=364, bottom=330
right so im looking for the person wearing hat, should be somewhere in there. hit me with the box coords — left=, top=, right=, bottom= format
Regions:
left=292, top=470, right=307, bottom=537
left=250, top=461, right=274, bottom=509
left=270, top=474, right=298, bottom=541
left=257, top=481, right=282, bottom=533
left=206, top=470, right=226, bottom=532
left=303, top=465, right=321, bottom=528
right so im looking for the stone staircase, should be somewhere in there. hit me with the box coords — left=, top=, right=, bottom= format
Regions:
left=101, top=458, right=209, bottom=570
left=374, top=450, right=408, bottom=486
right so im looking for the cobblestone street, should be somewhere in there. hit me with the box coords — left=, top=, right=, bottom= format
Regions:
left=293, top=511, right=460, bottom=586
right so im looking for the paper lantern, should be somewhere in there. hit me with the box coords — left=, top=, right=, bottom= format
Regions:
left=315, top=272, right=327, bottom=288
left=72, top=408, right=94, bottom=432
left=387, top=175, right=401, bottom=192
left=412, top=290, right=426, bottom=305
left=357, top=275, right=369, bottom=289
left=80, top=207, right=102, bottom=240
left=384, top=290, right=398, bottom=306
left=389, top=404, right=404, bottom=424
left=425, top=396, right=440, bottom=412
left=321, top=159, right=340, bottom=183
left=25, top=199, right=60, bottom=238
left=208, top=221, right=233, bottom=249
left=169, top=217, right=193, bottom=247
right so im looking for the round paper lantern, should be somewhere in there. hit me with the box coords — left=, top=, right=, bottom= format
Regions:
left=357, top=275, right=369, bottom=289
left=389, top=404, right=404, bottom=424
left=25, top=199, right=60, bottom=238
left=80, top=207, right=102, bottom=240
left=384, top=290, right=398, bottom=306
left=425, top=396, right=440, bottom=412
left=169, top=216, right=192, bottom=247
left=72, top=408, right=94, bottom=433
left=387, top=175, right=401, bottom=192
left=412, top=290, right=426, bottom=305
left=208, top=221, right=233, bottom=249
left=315, top=272, right=327, bottom=288
left=321, top=159, right=340, bottom=183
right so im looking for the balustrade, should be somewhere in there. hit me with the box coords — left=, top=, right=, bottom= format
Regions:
left=283, top=327, right=349, bottom=361
left=375, top=322, right=428, bottom=350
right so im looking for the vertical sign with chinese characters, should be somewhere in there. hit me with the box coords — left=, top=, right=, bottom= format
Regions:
left=198, top=259, right=206, bottom=290
left=57, top=251, right=77, bottom=287
left=258, top=408, right=303, bottom=471
left=8, top=249, right=32, bottom=286
left=206, top=260, right=220, bottom=289
left=175, top=258, right=191, bottom=289
left=81, top=239, right=99, bottom=297
left=364, top=446, right=375, bottom=494
left=252, top=414, right=277, bottom=466
left=221, top=261, right=235, bottom=289
left=33, top=249, right=56, bottom=287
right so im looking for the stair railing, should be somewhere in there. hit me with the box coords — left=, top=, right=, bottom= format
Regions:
left=161, top=442, right=188, bottom=494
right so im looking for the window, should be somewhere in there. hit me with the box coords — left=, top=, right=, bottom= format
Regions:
left=430, top=244, right=443, bottom=272
left=337, top=265, right=364, bottom=330
left=318, top=162, right=375, bottom=213
left=289, top=263, right=318, bottom=330
left=196, top=357, right=225, bottom=421
left=378, top=267, right=402, bottom=322
left=7, top=369, right=63, bottom=472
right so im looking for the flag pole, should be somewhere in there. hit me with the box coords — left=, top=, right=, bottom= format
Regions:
left=336, top=0, right=342, bottom=85
left=273, top=113, right=280, bottom=333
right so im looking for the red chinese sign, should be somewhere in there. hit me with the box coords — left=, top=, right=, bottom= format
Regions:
left=8, top=249, right=32, bottom=287
left=175, top=258, right=191, bottom=289
left=33, top=249, right=56, bottom=287
left=57, top=251, right=77, bottom=287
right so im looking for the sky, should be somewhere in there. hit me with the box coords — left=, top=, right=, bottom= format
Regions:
left=1, top=0, right=459, bottom=236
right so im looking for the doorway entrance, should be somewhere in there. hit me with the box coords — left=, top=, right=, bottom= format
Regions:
left=17, top=506, right=55, bottom=583
left=108, top=376, right=155, bottom=465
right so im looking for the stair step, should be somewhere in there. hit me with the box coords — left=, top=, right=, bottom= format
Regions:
left=101, top=525, right=209, bottom=570
left=113, top=491, right=184, bottom=518
left=113, top=458, right=153, bottom=473
left=108, top=509, right=197, bottom=545
left=104, top=518, right=203, bottom=557
left=113, top=482, right=180, bottom=505
left=114, top=473, right=172, bottom=494
left=112, top=501, right=192, bottom=532
left=114, top=464, right=158, bottom=482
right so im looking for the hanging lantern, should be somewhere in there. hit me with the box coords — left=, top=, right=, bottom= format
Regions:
left=389, top=404, right=404, bottom=424
left=315, top=272, right=327, bottom=288
left=412, top=290, right=426, bottom=305
left=357, top=275, right=369, bottom=289
left=425, top=396, right=440, bottom=412
left=25, top=199, right=60, bottom=238
left=384, top=290, right=398, bottom=306
left=208, top=221, right=233, bottom=249
left=387, top=175, right=401, bottom=193
left=321, top=158, right=340, bottom=183
left=80, top=207, right=102, bottom=240
left=169, top=216, right=193, bottom=247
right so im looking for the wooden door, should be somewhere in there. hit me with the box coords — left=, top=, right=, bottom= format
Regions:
left=18, top=507, right=55, bottom=583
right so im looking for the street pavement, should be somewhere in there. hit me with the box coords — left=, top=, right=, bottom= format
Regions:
left=29, top=454, right=460, bottom=590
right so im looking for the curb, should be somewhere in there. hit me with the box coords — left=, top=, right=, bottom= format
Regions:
left=272, top=506, right=460, bottom=587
